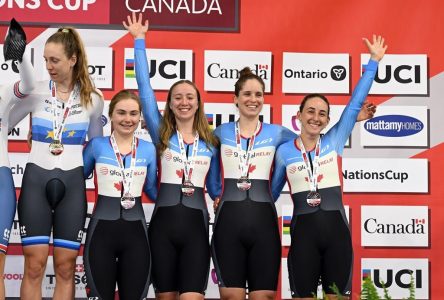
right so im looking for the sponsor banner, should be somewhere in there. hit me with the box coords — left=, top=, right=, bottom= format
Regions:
left=282, top=205, right=349, bottom=247
left=282, top=53, right=349, bottom=93
left=360, top=106, right=428, bottom=147
left=85, top=47, right=113, bottom=89
left=342, top=158, right=428, bottom=193
left=4, top=255, right=88, bottom=298
left=203, top=103, right=271, bottom=128
left=361, top=258, right=429, bottom=299
left=124, top=48, right=193, bottom=90
left=204, top=50, right=272, bottom=92
left=361, top=54, right=428, bottom=95
left=281, top=104, right=351, bottom=146
left=0, top=0, right=239, bottom=32
left=8, top=115, right=30, bottom=141
left=0, top=46, right=33, bottom=85
left=361, top=205, right=428, bottom=247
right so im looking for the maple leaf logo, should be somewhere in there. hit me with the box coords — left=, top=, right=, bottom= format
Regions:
left=249, top=165, right=256, bottom=173
left=176, top=169, right=183, bottom=178
left=114, top=182, right=122, bottom=191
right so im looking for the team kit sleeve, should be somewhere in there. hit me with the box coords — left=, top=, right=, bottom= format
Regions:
left=134, top=38, right=162, bottom=145
left=328, top=59, right=378, bottom=155
left=143, top=142, right=158, bottom=201
left=205, top=146, right=222, bottom=200
left=82, top=137, right=97, bottom=179
left=271, top=145, right=289, bottom=201
left=278, top=125, right=298, bottom=147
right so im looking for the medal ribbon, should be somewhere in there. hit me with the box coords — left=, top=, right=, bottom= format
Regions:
left=110, top=133, right=137, bottom=196
left=235, top=120, right=261, bottom=178
left=299, top=137, right=321, bottom=192
left=50, top=81, right=79, bottom=142
left=176, top=130, right=199, bottom=183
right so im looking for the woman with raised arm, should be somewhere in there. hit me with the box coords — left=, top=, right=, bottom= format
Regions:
left=124, top=13, right=220, bottom=300
left=8, top=27, right=104, bottom=299
left=82, top=89, right=157, bottom=300
left=0, top=19, right=35, bottom=300
left=271, top=36, right=386, bottom=299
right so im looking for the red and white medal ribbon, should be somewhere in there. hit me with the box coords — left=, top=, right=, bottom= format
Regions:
left=110, top=132, right=137, bottom=208
left=176, top=130, right=199, bottom=193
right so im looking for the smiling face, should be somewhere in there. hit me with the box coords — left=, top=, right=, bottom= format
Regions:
left=234, top=78, right=264, bottom=119
left=297, top=96, right=330, bottom=138
left=169, top=82, right=199, bottom=124
left=110, top=98, right=141, bottom=138
left=44, top=42, right=76, bottom=84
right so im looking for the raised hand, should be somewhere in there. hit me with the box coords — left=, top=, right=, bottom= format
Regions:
left=357, top=101, right=377, bottom=122
left=363, top=34, right=387, bottom=62
left=123, top=12, right=149, bottom=39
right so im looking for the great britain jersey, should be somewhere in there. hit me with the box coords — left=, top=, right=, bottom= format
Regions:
left=83, top=136, right=157, bottom=220
left=271, top=59, right=378, bottom=216
left=8, top=80, right=104, bottom=170
left=214, top=122, right=296, bottom=203
left=134, top=38, right=220, bottom=215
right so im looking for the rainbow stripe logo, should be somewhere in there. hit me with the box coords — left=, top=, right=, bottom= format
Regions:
left=282, top=215, right=291, bottom=236
left=125, top=58, right=135, bottom=78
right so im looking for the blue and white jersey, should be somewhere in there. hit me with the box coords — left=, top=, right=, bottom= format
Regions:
left=83, top=136, right=157, bottom=220
left=271, top=59, right=379, bottom=216
left=214, top=122, right=296, bottom=203
left=8, top=80, right=103, bottom=171
left=134, top=38, right=220, bottom=214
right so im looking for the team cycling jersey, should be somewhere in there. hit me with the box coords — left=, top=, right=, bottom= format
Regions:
left=83, top=136, right=158, bottom=220
left=8, top=80, right=103, bottom=170
left=271, top=59, right=378, bottom=297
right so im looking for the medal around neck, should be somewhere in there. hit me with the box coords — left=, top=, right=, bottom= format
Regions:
left=181, top=180, right=195, bottom=196
left=49, top=140, right=64, bottom=155
left=237, top=176, right=252, bottom=191
left=306, top=191, right=321, bottom=207
left=121, top=192, right=136, bottom=209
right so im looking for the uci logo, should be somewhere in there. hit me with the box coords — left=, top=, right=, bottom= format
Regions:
left=374, top=65, right=421, bottom=84
left=148, top=59, right=186, bottom=80
left=331, top=65, right=347, bottom=81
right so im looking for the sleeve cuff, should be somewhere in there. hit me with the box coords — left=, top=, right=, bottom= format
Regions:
left=135, top=38, right=145, bottom=49
left=364, top=59, right=379, bottom=72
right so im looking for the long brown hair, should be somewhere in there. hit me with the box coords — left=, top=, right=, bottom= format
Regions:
left=46, top=27, right=101, bottom=107
left=158, top=80, right=219, bottom=155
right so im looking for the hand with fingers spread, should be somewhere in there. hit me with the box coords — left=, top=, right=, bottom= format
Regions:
left=357, top=101, right=377, bottom=121
left=123, top=12, right=149, bottom=39
left=363, top=34, right=388, bottom=62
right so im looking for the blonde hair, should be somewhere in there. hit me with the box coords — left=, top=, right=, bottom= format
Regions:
left=158, top=80, right=219, bottom=155
left=46, top=27, right=101, bottom=107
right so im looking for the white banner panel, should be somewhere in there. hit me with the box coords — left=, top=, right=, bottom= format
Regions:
left=86, top=47, right=114, bottom=89
left=360, top=106, right=428, bottom=147
left=361, top=54, right=428, bottom=95
left=204, top=50, right=272, bottom=92
left=8, top=115, right=30, bottom=141
left=4, top=255, right=88, bottom=298
left=124, top=48, right=193, bottom=90
left=342, top=158, right=428, bottom=193
left=361, top=206, right=429, bottom=247
left=282, top=53, right=349, bottom=93
left=361, top=258, right=429, bottom=299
